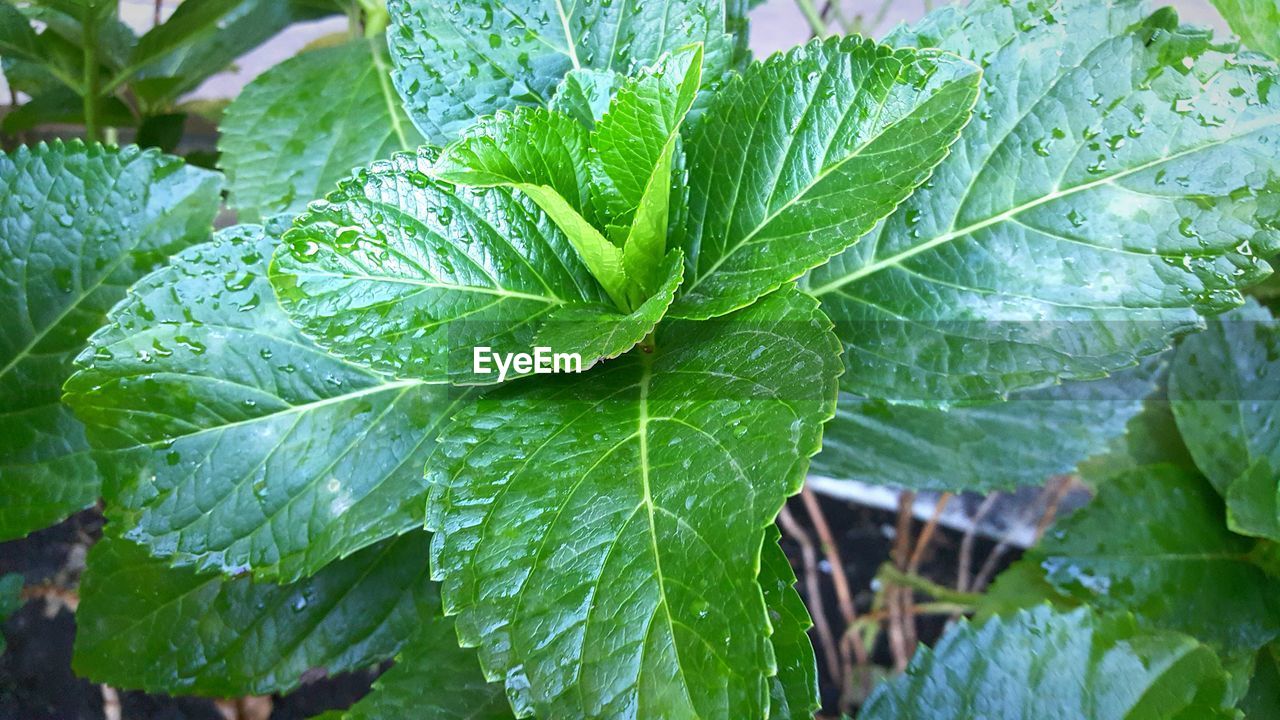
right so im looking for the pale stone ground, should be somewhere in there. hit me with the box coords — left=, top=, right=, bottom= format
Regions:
left=0, top=0, right=1232, bottom=104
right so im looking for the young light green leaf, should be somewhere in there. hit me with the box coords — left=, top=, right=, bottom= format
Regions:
left=860, top=606, right=1235, bottom=720
left=812, top=364, right=1159, bottom=492
left=534, top=251, right=684, bottom=367
left=387, top=0, right=743, bottom=143
left=340, top=614, right=513, bottom=720
left=672, top=36, right=981, bottom=320
left=427, top=287, right=841, bottom=719
left=759, top=526, right=820, bottom=720
left=551, top=68, right=624, bottom=131
left=219, top=38, right=422, bottom=221
left=433, top=108, right=630, bottom=309
left=1018, top=465, right=1280, bottom=655
left=0, top=141, right=221, bottom=542
left=271, top=148, right=615, bottom=383
left=65, top=224, right=463, bottom=582
left=1211, top=0, right=1280, bottom=61
left=1170, top=299, right=1280, bottom=540
left=73, top=532, right=437, bottom=696
left=809, top=0, right=1280, bottom=405
left=592, top=46, right=703, bottom=296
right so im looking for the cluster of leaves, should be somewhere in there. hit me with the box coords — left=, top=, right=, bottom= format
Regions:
left=0, top=0, right=344, bottom=148
left=0, top=0, right=1279, bottom=717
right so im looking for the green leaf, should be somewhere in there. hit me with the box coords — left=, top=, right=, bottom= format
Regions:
left=1170, top=300, right=1280, bottom=539
left=551, top=68, right=624, bottom=131
left=434, top=108, right=630, bottom=309
left=64, top=224, right=463, bottom=582
left=811, top=364, right=1158, bottom=492
left=809, top=0, right=1280, bottom=405
left=0, top=572, right=22, bottom=656
left=0, top=0, right=42, bottom=62
left=271, top=148, right=613, bottom=384
left=1227, top=459, right=1280, bottom=541
left=592, top=46, right=703, bottom=296
left=860, top=606, right=1235, bottom=720
left=128, top=0, right=242, bottom=72
left=534, top=251, right=684, bottom=366
left=1212, top=0, right=1280, bottom=61
left=130, top=0, right=337, bottom=105
left=1023, top=465, right=1280, bottom=655
left=73, top=532, right=437, bottom=696
left=387, top=0, right=743, bottom=143
left=340, top=615, right=513, bottom=720
left=1, top=86, right=133, bottom=133
left=0, top=141, right=221, bottom=542
left=672, top=36, right=981, bottom=320
left=759, top=526, right=820, bottom=720
left=427, top=286, right=841, bottom=719
left=219, top=38, right=423, bottom=221
left=1241, top=643, right=1280, bottom=718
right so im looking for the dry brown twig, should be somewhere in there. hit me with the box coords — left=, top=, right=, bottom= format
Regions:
left=956, top=493, right=1001, bottom=594
left=972, top=476, right=1073, bottom=593
left=886, top=491, right=916, bottom=672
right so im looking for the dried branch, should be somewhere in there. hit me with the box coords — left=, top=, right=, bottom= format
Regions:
left=956, top=493, right=1001, bottom=594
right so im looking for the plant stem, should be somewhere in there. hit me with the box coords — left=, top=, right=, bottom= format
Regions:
left=359, top=0, right=390, bottom=37
left=877, top=563, right=983, bottom=607
left=795, top=0, right=828, bottom=38
left=82, top=20, right=99, bottom=142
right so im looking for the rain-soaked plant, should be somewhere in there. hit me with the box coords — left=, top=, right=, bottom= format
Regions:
left=2, top=0, right=1280, bottom=717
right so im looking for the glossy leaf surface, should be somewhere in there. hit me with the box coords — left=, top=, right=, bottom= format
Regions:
left=759, top=526, right=820, bottom=720
left=673, top=36, right=981, bottom=319
left=387, top=0, right=742, bottom=142
left=65, top=224, right=460, bottom=582
left=271, top=149, right=612, bottom=383
left=219, top=38, right=422, bottom=220
left=551, top=68, right=624, bottom=131
left=812, top=365, right=1158, bottom=491
left=427, top=287, right=841, bottom=719
left=591, top=46, right=702, bottom=295
left=861, top=606, right=1234, bottom=719
left=1170, top=300, right=1280, bottom=540
left=809, top=0, right=1280, bottom=404
left=340, top=614, right=513, bottom=720
left=74, top=532, right=436, bottom=695
left=1025, top=465, right=1280, bottom=655
left=433, top=108, right=629, bottom=308
left=0, top=141, right=220, bottom=541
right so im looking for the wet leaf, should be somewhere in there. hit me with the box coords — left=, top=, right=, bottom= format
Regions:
left=387, top=0, right=743, bottom=143
left=0, top=141, right=220, bottom=541
left=813, top=364, right=1159, bottom=492
left=1170, top=299, right=1280, bottom=540
left=65, top=224, right=462, bottom=582
left=219, top=38, right=423, bottom=220
left=1013, top=465, right=1280, bottom=655
left=809, top=0, right=1280, bottom=404
left=861, top=606, right=1236, bottom=719
left=427, top=287, right=841, bottom=719
left=673, top=36, right=980, bottom=319
left=74, top=532, right=437, bottom=696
